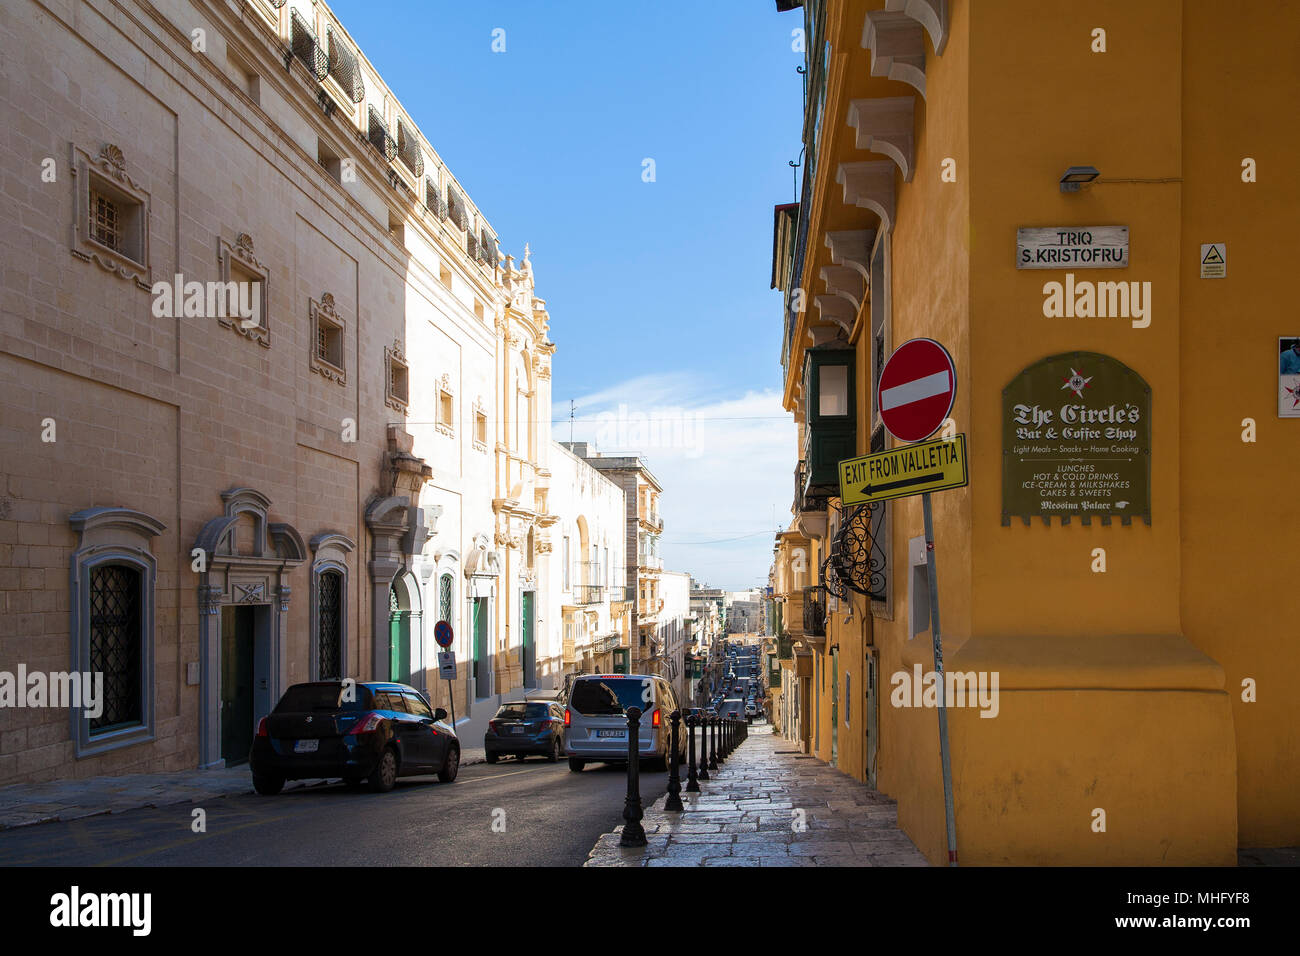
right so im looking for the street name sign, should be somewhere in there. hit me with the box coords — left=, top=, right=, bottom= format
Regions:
left=1017, top=225, right=1129, bottom=269
left=877, top=338, right=957, bottom=442
left=838, top=434, right=969, bottom=506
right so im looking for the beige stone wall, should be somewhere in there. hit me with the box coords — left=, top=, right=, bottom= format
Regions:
left=0, top=0, right=517, bottom=782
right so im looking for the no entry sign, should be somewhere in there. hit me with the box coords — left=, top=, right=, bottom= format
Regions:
left=877, top=338, right=956, bottom=442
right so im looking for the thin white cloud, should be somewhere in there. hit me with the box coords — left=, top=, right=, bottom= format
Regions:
left=566, top=375, right=795, bottom=591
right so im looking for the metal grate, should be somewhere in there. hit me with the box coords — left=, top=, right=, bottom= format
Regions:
left=367, top=106, right=397, bottom=162
left=396, top=117, right=423, bottom=177
left=479, top=229, right=498, bottom=267
left=447, top=184, right=468, bottom=230
left=318, top=569, right=342, bottom=680
left=90, top=190, right=121, bottom=251
left=326, top=27, right=364, bottom=103
left=424, top=177, right=447, bottom=220
left=88, top=564, right=142, bottom=733
left=290, top=9, right=328, bottom=81
left=438, top=574, right=453, bottom=623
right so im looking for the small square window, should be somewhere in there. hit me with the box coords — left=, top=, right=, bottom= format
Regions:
left=385, top=342, right=409, bottom=411
left=71, top=143, right=150, bottom=287
left=311, top=295, right=345, bottom=381
left=217, top=233, right=270, bottom=347
left=475, top=409, right=488, bottom=449
left=318, top=138, right=342, bottom=184
left=439, top=390, right=454, bottom=431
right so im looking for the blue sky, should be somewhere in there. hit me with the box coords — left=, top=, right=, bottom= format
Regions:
left=330, top=0, right=803, bottom=589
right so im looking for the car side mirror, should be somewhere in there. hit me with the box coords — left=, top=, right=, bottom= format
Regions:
left=434, top=708, right=448, bottom=722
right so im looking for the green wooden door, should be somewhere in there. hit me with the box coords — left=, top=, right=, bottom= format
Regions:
left=521, top=591, right=535, bottom=687
left=221, top=606, right=255, bottom=765
left=473, top=597, right=489, bottom=698
left=389, top=585, right=410, bottom=684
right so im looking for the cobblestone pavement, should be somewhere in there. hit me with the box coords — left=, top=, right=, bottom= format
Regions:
left=0, top=747, right=488, bottom=831
left=584, top=722, right=929, bottom=867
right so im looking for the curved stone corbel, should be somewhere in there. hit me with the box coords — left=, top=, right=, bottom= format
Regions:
left=814, top=294, right=856, bottom=334
left=885, top=0, right=948, bottom=56
left=819, top=265, right=864, bottom=313
left=862, top=10, right=927, bottom=98
left=824, top=230, right=875, bottom=283
left=365, top=495, right=411, bottom=532
left=836, top=161, right=896, bottom=234
left=847, top=97, right=915, bottom=182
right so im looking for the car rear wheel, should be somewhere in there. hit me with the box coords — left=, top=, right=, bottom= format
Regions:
left=368, top=747, right=398, bottom=793
left=548, top=737, right=560, bottom=763
left=568, top=757, right=585, bottom=772
left=438, top=746, right=460, bottom=783
left=252, top=773, right=284, bottom=796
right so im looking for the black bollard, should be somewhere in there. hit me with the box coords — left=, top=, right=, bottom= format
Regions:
left=620, top=705, right=647, bottom=847
left=665, top=710, right=684, bottom=812
left=686, top=714, right=700, bottom=792
left=699, top=715, right=712, bottom=780
left=711, top=716, right=722, bottom=767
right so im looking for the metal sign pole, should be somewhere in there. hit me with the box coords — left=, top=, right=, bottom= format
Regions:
left=922, top=491, right=958, bottom=866
left=447, top=678, right=456, bottom=731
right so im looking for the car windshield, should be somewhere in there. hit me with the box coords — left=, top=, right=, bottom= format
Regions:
left=569, top=678, right=654, bottom=716
left=275, top=683, right=371, bottom=713
left=497, top=703, right=550, bottom=719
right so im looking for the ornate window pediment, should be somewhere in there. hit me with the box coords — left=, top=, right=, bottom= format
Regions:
left=310, top=292, right=346, bottom=384
left=70, top=143, right=151, bottom=289
left=217, top=232, right=271, bottom=348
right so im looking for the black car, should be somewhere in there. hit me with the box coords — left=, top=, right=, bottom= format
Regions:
left=249, top=681, right=459, bottom=794
left=484, top=700, right=565, bottom=762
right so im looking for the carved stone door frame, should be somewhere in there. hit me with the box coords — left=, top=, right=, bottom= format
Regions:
left=192, top=488, right=305, bottom=769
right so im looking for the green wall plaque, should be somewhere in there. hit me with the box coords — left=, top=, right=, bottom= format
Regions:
left=1002, top=352, right=1151, bottom=526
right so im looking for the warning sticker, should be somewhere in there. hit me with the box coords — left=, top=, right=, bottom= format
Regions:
left=1200, top=243, right=1226, bottom=279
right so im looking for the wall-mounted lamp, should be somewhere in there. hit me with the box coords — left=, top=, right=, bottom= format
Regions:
left=1059, top=165, right=1100, bottom=192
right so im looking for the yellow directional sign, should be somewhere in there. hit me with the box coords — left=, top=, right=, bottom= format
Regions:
left=838, top=434, right=969, bottom=506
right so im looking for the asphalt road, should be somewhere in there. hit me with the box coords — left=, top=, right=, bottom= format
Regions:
left=0, top=756, right=670, bottom=867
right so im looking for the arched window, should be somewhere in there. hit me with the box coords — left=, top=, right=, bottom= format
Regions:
left=438, top=572, right=454, bottom=624
left=317, top=569, right=343, bottom=680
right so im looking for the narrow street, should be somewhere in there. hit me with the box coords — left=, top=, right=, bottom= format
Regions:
left=0, top=759, right=667, bottom=867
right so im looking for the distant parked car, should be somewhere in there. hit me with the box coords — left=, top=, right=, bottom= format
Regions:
left=745, top=702, right=758, bottom=718
left=250, top=681, right=459, bottom=795
left=484, top=700, right=565, bottom=763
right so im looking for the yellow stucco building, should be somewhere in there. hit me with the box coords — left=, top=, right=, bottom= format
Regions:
left=771, top=0, right=1298, bottom=864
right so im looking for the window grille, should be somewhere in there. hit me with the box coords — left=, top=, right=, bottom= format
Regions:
left=90, top=190, right=120, bottom=251
left=396, top=117, right=423, bottom=177
left=317, top=569, right=342, bottom=680
left=326, top=27, right=364, bottom=103
left=367, top=106, right=397, bottom=162
left=88, top=564, right=142, bottom=733
left=290, top=9, right=329, bottom=81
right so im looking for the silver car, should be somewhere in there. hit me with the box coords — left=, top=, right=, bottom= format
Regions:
left=563, top=673, right=684, bottom=772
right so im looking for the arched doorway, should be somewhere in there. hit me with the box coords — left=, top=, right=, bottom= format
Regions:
left=388, top=571, right=422, bottom=689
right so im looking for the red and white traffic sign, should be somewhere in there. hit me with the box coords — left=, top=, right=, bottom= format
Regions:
left=876, top=338, right=956, bottom=443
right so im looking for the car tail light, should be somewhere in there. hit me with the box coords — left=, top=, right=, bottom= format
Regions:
left=349, top=712, right=383, bottom=735
left=564, top=708, right=571, bottom=727
left=488, top=719, right=499, bottom=734
left=651, top=708, right=661, bottom=728
left=256, top=717, right=269, bottom=738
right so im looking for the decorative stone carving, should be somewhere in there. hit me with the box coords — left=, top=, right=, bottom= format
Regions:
left=216, top=232, right=271, bottom=348
left=862, top=10, right=928, bottom=98
left=69, top=142, right=151, bottom=288
left=309, top=292, right=345, bottom=383
left=820, top=264, right=864, bottom=313
left=847, top=97, right=915, bottom=182
left=885, top=0, right=948, bottom=56
left=836, top=161, right=897, bottom=234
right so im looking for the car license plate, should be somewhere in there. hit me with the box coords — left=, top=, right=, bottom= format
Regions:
left=510, top=726, right=526, bottom=734
left=597, top=729, right=626, bottom=739
left=294, top=739, right=318, bottom=753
